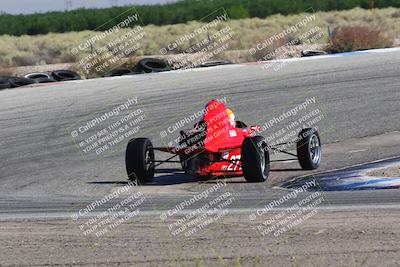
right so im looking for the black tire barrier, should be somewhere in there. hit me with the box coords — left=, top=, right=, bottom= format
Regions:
left=0, top=77, right=11, bottom=90
left=200, top=60, right=233, bottom=68
left=133, top=70, right=146, bottom=74
left=104, top=67, right=134, bottom=77
left=301, top=50, right=327, bottom=57
left=8, top=77, right=37, bottom=88
left=51, top=70, right=81, bottom=81
left=135, top=58, right=171, bottom=73
left=24, top=72, right=52, bottom=80
left=35, top=77, right=57, bottom=83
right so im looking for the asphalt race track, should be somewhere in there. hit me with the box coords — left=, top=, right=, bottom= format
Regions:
left=0, top=48, right=400, bottom=265
left=1, top=48, right=400, bottom=198
left=0, top=47, right=400, bottom=199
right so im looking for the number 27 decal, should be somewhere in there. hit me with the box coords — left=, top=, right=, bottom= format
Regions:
left=227, top=155, right=241, bottom=171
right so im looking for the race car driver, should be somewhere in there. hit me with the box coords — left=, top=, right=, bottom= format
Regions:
left=226, top=108, right=236, bottom=127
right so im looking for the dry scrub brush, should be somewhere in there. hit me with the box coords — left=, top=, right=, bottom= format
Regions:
left=0, top=7, right=399, bottom=68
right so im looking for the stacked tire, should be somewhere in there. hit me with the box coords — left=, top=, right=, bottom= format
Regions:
left=135, top=58, right=171, bottom=73
left=51, top=70, right=81, bottom=81
left=0, top=77, right=36, bottom=89
left=24, top=72, right=56, bottom=83
left=104, top=68, right=135, bottom=77
left=200, top=60, right=233, bottom=68
left=0, top=77, right=11, bottom=90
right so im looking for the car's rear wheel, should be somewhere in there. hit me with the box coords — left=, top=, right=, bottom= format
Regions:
left=126, top=138, right=155, bottom=184
left=241, top=136, right=270, bottom=182
left=297, top=128, right=321, bottom=170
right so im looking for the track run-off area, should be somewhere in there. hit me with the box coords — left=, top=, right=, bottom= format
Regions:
left=0, top=48, right=399, bottom=266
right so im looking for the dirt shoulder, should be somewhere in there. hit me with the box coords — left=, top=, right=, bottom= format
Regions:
left=367, top=165, right=400, bottom=178
left=0, top=209, right=399, bottom=266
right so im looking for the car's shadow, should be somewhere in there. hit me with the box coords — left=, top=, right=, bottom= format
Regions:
left=88, top=169, right=196, bottom=186
left=89, top=167, right=303, bottom=186
left=270, top=168, right=303, bottom=172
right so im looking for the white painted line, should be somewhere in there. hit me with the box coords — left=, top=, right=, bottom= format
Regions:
left=243, top=46, right=400, bottom=66
left=366, top=47, right=400, bottom=53
left=346, top=149, right=368, bottom=154
left=2, top=203, right=400, bottom=220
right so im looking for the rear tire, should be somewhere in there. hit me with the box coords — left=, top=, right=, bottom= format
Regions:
left=125, top=138, right=155, bottom=184
left=297, top=128, right=321, bottom=170
left=241, top=136, right=270, bottom=182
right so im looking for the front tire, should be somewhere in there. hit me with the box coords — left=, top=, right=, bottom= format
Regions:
left=125, top=138, right=155, bottom=184
left=297, top=128, right=321, bottom=170
left=241, top=136, right=270, bottom=182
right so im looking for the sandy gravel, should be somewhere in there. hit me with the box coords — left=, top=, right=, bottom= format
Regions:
left=367, top=165, right=400, bottom=178
left=0, top=209, right=399, bottom=266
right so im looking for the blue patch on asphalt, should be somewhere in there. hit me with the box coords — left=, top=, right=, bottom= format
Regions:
left=329, top=51, right=369, bottom=57
left=282, top=157, right=400, bottom=191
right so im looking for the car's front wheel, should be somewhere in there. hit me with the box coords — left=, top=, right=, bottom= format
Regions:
left=241, top=136, right=270, bottom=182
left=297, top=128, right=321, bottom=170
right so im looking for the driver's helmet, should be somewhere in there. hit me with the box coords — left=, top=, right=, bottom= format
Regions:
left=226, top=108, right=236, bottom=127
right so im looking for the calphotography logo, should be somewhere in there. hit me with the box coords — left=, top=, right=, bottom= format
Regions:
left=248, top=12, right=326, bottom=72
left=159, top=96, right=227, bottom=146
left=249, top=179, right=325, bottom=237
left=69, top=9, right=146, bottom=76
left=160, top=8, right=237, bottom=69
left=257, top=95, right=329, bottom=155
left=159, top=180, right=236, bottom=238
left=2, top=0, right=399, bottom=266
left=69, top=97, right=147, bottom=159
left=71, top=181, right=146, bottom=237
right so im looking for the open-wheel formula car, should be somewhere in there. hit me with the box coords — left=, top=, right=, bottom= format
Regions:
left=125, top=100, right=321, bottom=183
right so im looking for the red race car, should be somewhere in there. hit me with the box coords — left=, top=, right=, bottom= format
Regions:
left=125, top=100, right=321, bottom=183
